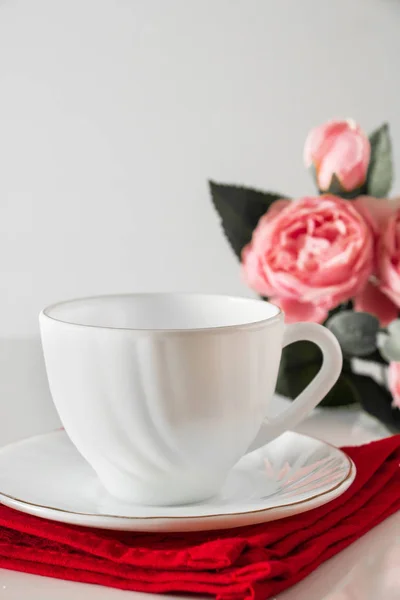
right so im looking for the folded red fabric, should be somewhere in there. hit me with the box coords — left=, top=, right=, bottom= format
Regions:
left=0, top=436, right=399, bottom=600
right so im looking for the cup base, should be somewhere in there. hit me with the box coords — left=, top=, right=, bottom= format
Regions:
left=96, top=467, right=224, bottom=506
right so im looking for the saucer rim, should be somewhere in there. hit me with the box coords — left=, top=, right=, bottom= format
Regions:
left=0, top=430, right=354, bottom=521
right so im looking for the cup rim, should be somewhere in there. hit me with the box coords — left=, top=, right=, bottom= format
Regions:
left=40, top=292, right=283, bottom=334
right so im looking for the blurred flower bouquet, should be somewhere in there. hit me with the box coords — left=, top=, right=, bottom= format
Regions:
left=209, top=119, right=400, bottom=432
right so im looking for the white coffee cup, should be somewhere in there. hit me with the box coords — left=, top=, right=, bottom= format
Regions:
left=40, top=293, right=342, bottom=506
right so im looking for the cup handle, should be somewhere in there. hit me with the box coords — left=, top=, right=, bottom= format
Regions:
left=247, top=322, right=342, bottom=454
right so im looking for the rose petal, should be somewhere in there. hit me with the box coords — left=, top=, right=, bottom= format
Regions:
left=388, top=362, right=400, bottom=409
left=353, top=282, right=398, bottom=327
left=275, top=297, right=328, bottom=324
left=353, top=196, right=400, bottom=235
left=241, top=244, right=273, bottom=297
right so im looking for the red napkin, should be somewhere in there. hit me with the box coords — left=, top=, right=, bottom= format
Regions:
left=0, top=436, right=399, bottom=600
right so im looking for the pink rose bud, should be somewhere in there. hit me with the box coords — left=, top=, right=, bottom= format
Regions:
left=304, top=119, right=370, bottom=192
left=242, top=195, right=374, bottom=323
left=388, top=362, right=400, bottom=409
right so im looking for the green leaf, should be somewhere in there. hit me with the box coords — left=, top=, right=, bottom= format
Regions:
left=326, top=174, right=366, bottom=199
left=351, top=372, right=400, bottom=433
left=276, top=364, right=359, bottom=407
left=325, top=173, right=345, bottom=195
left=277, top=354, right=400, bottom=429
left=377, top=332, right=400, bottom=362
left=277, top=340, right=321, bottom=370
left=209, top=181, right=287, bottom=260
left=377, top=319, right=400, bottom=362
left=367, top=123, right=393, bottom=197
left=358, top=348, right=388, bottom=366
left=326, top=311, right=379, bottom=357
left=321, top=372, right=362, bottom=407
left=275, top=340, right=356, bottom=407
left=310, top=166, right=366, bottom=199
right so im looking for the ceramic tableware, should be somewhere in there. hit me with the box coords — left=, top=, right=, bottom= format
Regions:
left=0, top=430, right=355, bottom=532
left=39, top=293, right=342, bottom=505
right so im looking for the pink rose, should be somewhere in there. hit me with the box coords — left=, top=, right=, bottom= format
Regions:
left=377, top=208, right=400, bottom=308
left=242, top=195, right=374, bottom=323
left=387, top=362, right=400, bottom=409
left=304, top=119, right=370, bottom=192
left=351, top=196, right=400, bottom=326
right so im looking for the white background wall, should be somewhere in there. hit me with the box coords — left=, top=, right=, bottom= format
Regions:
left=1, top=0, right=400, bottom=442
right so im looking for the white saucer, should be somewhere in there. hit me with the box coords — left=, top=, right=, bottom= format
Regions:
left=0, top=430, right=355, bottom=532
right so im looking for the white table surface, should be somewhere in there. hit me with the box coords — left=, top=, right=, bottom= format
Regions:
left=1, top=398, right=399, bottom=600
